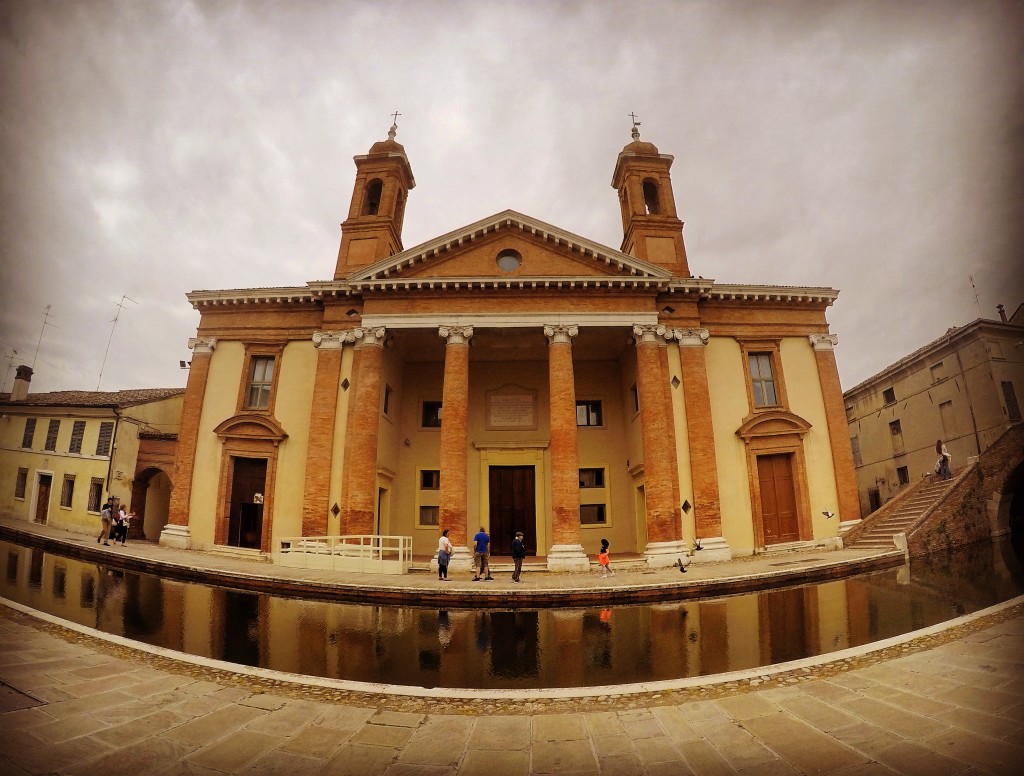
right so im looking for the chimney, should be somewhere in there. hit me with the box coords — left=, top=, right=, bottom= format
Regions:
left=997, top=304, right=1007, bottom=322
left=11, top=365, right=32, bottom=402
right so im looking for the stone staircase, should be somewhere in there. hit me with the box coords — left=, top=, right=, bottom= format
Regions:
left=844, top=477, right=958, bottom=550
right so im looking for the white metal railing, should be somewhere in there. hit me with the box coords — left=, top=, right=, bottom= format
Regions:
left=273, top=534, right=413, bottom=575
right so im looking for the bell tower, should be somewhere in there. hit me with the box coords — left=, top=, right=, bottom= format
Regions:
left=334, top=119, right=416, bottom=278
left=610, top=120, right=690, bottom=277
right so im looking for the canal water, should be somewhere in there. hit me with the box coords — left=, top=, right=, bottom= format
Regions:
left=2, top=537, right=1022, bottom=689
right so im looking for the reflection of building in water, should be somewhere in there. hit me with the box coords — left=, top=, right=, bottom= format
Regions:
left=5, top=542, right=1021, bottom=686
left=161, top=122, right=860, bottom=568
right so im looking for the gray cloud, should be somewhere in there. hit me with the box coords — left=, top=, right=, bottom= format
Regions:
left=2, top=0, right=1021, bottom=393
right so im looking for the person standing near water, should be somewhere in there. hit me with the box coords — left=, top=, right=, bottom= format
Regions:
left=472, top=526, right=493, bottom=581
left=437, top=529, right=453, bottom=580
left=511, top=531, right=526, bottom=583
left=98, top=499, right=113, bottom=546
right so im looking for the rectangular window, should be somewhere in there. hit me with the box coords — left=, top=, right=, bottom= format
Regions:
left=579, top=468, right=605, bottom=488
left=383, top=384, right=393, bottom=416
left=576, top=400, right=603, bottom=427
left=419, top=505, right=439, bottom=526
left=95, top=421, right=114, bottom=456
left=421, top=400, right=442, bottom=428
left=14, top=468, right=28, bottom=499
left=939, top=400, right=957, bottom=440
left=897, top=466, right=910, bottom=486
left=21, top=418, right=36, bottom=448
left=850, top=436, right=862, bottom=467
left=930, top=362, right=945, bottom=383
left=882, top=387, right=896, bottom=405
left=69, top=420, right=86, bottom=454
left=580, top=504, right=607, bottom=525
left=87, top=479, right=104, bottom=512
left=245, top=356, right=275, bottom=409
left=60, top=475, right=75, bottom=508
left=630, top=383, right=639, bottom=414
left=1002, top=381, right=1022, bottom=423
left=44, top=419, right=60, bottom=451
left=889, top=419, right=904, bottom=455
left=748, top=353, right=778, bottom=407
left=420, top=470, right=440, bottom=490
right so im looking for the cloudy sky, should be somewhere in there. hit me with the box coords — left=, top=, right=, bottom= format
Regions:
left=1, top=0, right=1022, bottom=395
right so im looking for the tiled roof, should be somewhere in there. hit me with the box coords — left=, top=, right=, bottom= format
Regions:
left=1, top=387, right=184, bottom=408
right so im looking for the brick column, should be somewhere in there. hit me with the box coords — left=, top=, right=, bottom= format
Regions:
left=545, top=324, right=589, bottom=571
left=341, top=327, right=385, bottom=534
left=675, top=328, right=730, bottom=561
left=633, top=324, right=686, bottom=567
left=810, top=334, right=861, bottom=526
left=438, top=325, right=473, bottom=571
left=300, top=331, right=353, bottom=537
left=161, top=336, right=216, bottom=549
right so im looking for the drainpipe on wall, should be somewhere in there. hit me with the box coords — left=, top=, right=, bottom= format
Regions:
left=105, top=407, right=122, bottom=498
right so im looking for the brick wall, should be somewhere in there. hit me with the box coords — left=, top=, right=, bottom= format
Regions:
left=908, top=422, right=1024, bottom=557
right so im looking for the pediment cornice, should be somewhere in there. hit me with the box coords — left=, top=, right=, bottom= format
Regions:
left=213, top=413, right=288, bottom=443
left=345, top=210, right=673, bottom=283
left=736, top=409, right=813, bottom=442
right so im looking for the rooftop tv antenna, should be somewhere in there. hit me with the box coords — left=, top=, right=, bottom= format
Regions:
left=96, top=295, right=138, bottom=390
left=32, top=304, right=58, bottom=369
left=2, top=346, right=17, bottom=393
left=969, top=275, right=984, bottom=318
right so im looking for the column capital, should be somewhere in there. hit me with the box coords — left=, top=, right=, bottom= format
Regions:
left=312, top=330, right=356, bottom=349
left=187, top=336, right=217, bottom=354
left=809, top=333, right=839, bottom=351
left=632, top=323, right=665, bottom=344
left=353, top=326, right=386, bottom=347
left=543, top=324, right=578, bottom=344
left=673, top=328, right=710, bottom=347
left=438, top=325, right=474, bottom=345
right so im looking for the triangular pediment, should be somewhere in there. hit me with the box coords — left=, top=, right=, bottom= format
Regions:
left=345, top=210, right=672, bottom=284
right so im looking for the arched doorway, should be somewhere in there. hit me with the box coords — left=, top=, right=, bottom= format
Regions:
left=130, top=467, right=173, bottom=542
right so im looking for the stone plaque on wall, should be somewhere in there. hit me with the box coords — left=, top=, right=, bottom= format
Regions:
left=486, top=386, right=537, bottom=430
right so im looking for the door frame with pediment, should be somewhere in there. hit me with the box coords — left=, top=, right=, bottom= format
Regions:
left=475, top=443, right=548, bottom=556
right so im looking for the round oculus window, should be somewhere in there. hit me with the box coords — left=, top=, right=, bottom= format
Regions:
left=496, top=249, right=522, bottom=272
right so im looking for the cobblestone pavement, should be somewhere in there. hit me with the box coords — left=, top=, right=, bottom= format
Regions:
left=1, top=599, right=1022, bottom=775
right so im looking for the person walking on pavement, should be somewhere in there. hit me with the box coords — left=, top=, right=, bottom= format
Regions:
left=473, top=526, right=493, bottom=581
left=598, top=538, right=614, bottom=578
left=511, top=531, right=527, bottom=583
left=98, top=499, right=113, bottom=546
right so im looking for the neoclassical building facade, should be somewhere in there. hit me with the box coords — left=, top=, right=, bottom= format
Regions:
left=161, top=124, right=859, bottom=569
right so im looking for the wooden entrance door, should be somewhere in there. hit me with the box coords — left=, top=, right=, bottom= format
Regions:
left=757, top=454, right=799, bottom=544
left=488, top=466, right=536, bottom=555
left=34, top=474, right=51, bottom=524
left=227, top=458, right=267, bottom=549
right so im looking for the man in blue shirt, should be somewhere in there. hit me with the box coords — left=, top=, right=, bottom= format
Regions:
left=473, top=526, right=493, bottom=581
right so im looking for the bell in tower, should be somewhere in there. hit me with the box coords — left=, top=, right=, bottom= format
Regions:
left=610, top=118, right=691, bottom=277
left=334, top=117, right=416, bottom=278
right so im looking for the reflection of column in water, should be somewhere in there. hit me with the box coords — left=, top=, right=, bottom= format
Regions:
left=550, top=609, right=584, bottom=686
left=649, top=603, right=687, bottom=679
left=438, top=610, right=452, bottom=648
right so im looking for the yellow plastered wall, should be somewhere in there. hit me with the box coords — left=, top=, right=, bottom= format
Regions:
left=270, top=340, right=316, bottom=540
left=704, top=337, right=756, bottom=553
left=394, top=362, right=443, bottom=554
left=779, top=337, right=841, bottom=539
left=189, top=341, right=245, bottom=547
left=667, top=344, right=695, bottom=540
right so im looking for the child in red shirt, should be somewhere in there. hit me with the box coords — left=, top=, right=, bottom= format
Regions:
left=598, top=538, right=614, bottom=578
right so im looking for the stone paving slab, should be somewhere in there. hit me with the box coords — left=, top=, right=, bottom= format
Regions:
left=2, top=543, right=1024, bottom=775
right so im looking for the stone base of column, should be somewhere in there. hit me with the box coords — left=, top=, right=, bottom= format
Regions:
left=643, top=539, right=689, bottom=568
left=691, top=535, right=731, bottom=562
left=446, top=546, right=474, bottom=573
left=159, top=523, right=192, bottom=550
left=546, top=544, right=591, bottom=572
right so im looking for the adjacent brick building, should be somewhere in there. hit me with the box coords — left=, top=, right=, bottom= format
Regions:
left=162, top=123, right=859, bottom=569
left=844, top=304, right=1024, bottom=515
